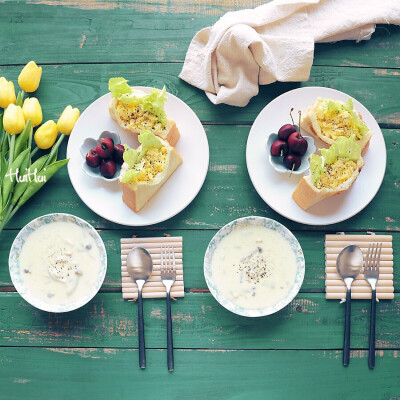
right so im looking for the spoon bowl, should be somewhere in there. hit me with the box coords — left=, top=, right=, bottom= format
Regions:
left=126, top=247, right=153, bottom=282
left=337, top=245, right=363, bottom=284
left=126, top=247, right=153, bottom=369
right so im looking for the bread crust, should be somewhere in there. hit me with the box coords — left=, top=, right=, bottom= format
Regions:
left=292, top=157, right=365, bottom=210
left=118, top=143, right=183, bottom=212
left=301, top=99, right=372, bottom=155
left=109, top=93, right=180, bottom=147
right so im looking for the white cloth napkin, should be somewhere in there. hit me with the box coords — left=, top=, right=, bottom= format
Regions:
left=179, top=0, right=400, bottom=106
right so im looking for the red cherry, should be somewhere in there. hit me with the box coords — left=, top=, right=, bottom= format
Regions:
left=270, top=140, right=289, bottom=157
left=101, top=136, right=114, bottom=147
left=283, top=153, right=301, bottom=171
left=288, top=132, right=308, bottom=156
left=86, top=148, right=101, bottom=168
left=278, top=124, right=296, bottom=141
left=96, top=138, right=114, bottom=158
left=113, top=144, right=125, bottom=165
left=99, top=159, right=117, bottom=178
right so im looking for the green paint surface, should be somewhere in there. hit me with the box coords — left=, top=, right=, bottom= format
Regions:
left=0, top=292, right=400, bottom=349
left=0, top=1, right=399, bottom=398
left=1, top=348, right=400, bottom=400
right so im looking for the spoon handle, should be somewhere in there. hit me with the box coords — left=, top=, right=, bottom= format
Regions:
left=368, top=289, right=377, bottom=369
left=343, top=288, right=351, bottom=366
left=138, top=288, right=146, bottom=368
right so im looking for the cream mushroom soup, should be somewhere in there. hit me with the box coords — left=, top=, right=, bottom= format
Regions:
left=19, top=221, right=101, bottom=306
left=211, top=224, right=297, bottom=309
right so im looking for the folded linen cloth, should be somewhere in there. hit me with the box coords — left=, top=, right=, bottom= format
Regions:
left=179, top=0, right=400, bottom=106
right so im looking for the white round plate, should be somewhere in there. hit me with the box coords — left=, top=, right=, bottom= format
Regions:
left=67, top=88, right=209, bottom=226
left=204, top=216, right=305, bottom=317
left=246, top=87, right=386, bottom=225
left=9, top=213, right=107, bottom=313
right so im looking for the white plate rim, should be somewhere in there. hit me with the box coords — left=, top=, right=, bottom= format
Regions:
left=67, top=88, right=209, bottom=226
left=246, top=87, right=386, bottom=226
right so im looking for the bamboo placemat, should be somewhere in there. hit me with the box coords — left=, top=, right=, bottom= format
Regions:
left=325, top=234, right=394, bottom=300
left=121, top=236, right=184, bottom=300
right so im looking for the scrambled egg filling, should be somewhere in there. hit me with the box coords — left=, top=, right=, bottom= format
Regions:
left=315, top=158, right=357, bottom=189
left=316, top=108, right=360, bottom=140
left=116, top=100, right=165, bottom=134
left=129, top=147, right=167, bottom=183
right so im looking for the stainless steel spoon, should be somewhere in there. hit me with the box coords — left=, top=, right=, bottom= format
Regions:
left=336, top=245, right=363, bottom=366
left=126, top=247, right=153, bottom=369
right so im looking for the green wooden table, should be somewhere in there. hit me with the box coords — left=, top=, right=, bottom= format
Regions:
left=1, top=1, right=399, bottom=398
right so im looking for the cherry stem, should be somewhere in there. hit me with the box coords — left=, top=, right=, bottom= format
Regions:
left=289, top=163, right=295, bottom=178
left=298, top=110, right=302, bottom=138
left=290, top=108, right=295, bottom=125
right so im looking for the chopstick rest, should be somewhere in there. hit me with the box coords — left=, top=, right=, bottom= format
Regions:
left=325, top=234, right=393, bottom=367
left=325, top=235, right=393, bottom=300
left=121, top=236, right=184, bottom=370
left=121, top=237, right=184, bottom=300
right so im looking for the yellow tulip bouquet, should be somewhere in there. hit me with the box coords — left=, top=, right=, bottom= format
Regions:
left=0, top=61, right=80, bottom=234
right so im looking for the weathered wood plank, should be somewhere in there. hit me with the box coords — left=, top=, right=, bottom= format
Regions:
left=0, top=125, right=398, bottom=233
left=5, top=0, right=271, bottom=15
left=0, top=1, right=398, bottom=396
left=1, top=1, right=399, bottom=67
left=0, top=292, right=399, bottom=350
left=1, top=347, right=399, bottom=400
left=1, top=228, right=398, bottom=290
left=1, top=63, right=400, bottom=128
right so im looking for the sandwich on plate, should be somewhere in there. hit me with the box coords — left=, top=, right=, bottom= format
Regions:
left=119, top=130, right=182, bottom=212
left=108, top=77, right=180, bottom=146
left=301, top=98, right=372, bottom=155
left=292, top=135, right=364, bottom=210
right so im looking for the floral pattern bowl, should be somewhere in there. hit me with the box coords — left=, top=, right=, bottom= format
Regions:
left=9, top=213, right=107, bottom=313
left=204, top=216, right=305, bottom=317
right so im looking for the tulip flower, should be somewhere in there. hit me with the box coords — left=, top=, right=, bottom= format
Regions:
left=56, top=105, right=80, bottom=135
left=18, top=61, right=42, bottom=93
left=3, top=104, right=25, bottom=134
left=34, top=120, right=58, bottom=149
left=22, top=97, right=43, bottom=127
left=0, top=77, right=16, bottom=108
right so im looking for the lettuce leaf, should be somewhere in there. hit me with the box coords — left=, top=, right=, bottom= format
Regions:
left=310, top=135, right=361, bottom=186
left=310, top=154, right=323, bottom=185
left=121, top=130, right=164, bottom=183
left=138, top=86, right=168, bottom=127
left=108, top=77, right=168, bottom=127
left=108, top=77, right=132, bottom=98
left=123, top=147, right=139, bottom=168
left=319, top=98, right=369, bottom=138
left=120, top=169, right=139, bottom=183
left=137, top=130, right=163, bottom=160
left=321, top=134, right=361, bottom=163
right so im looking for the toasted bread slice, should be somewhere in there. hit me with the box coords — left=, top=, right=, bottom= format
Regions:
left=109, top=89, right=180, bottom=146
left=301, top=98, right=372, bottom=155
left=119, top=140, right=182, bottom=212
left=292, top=157, right=364, bottom=210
